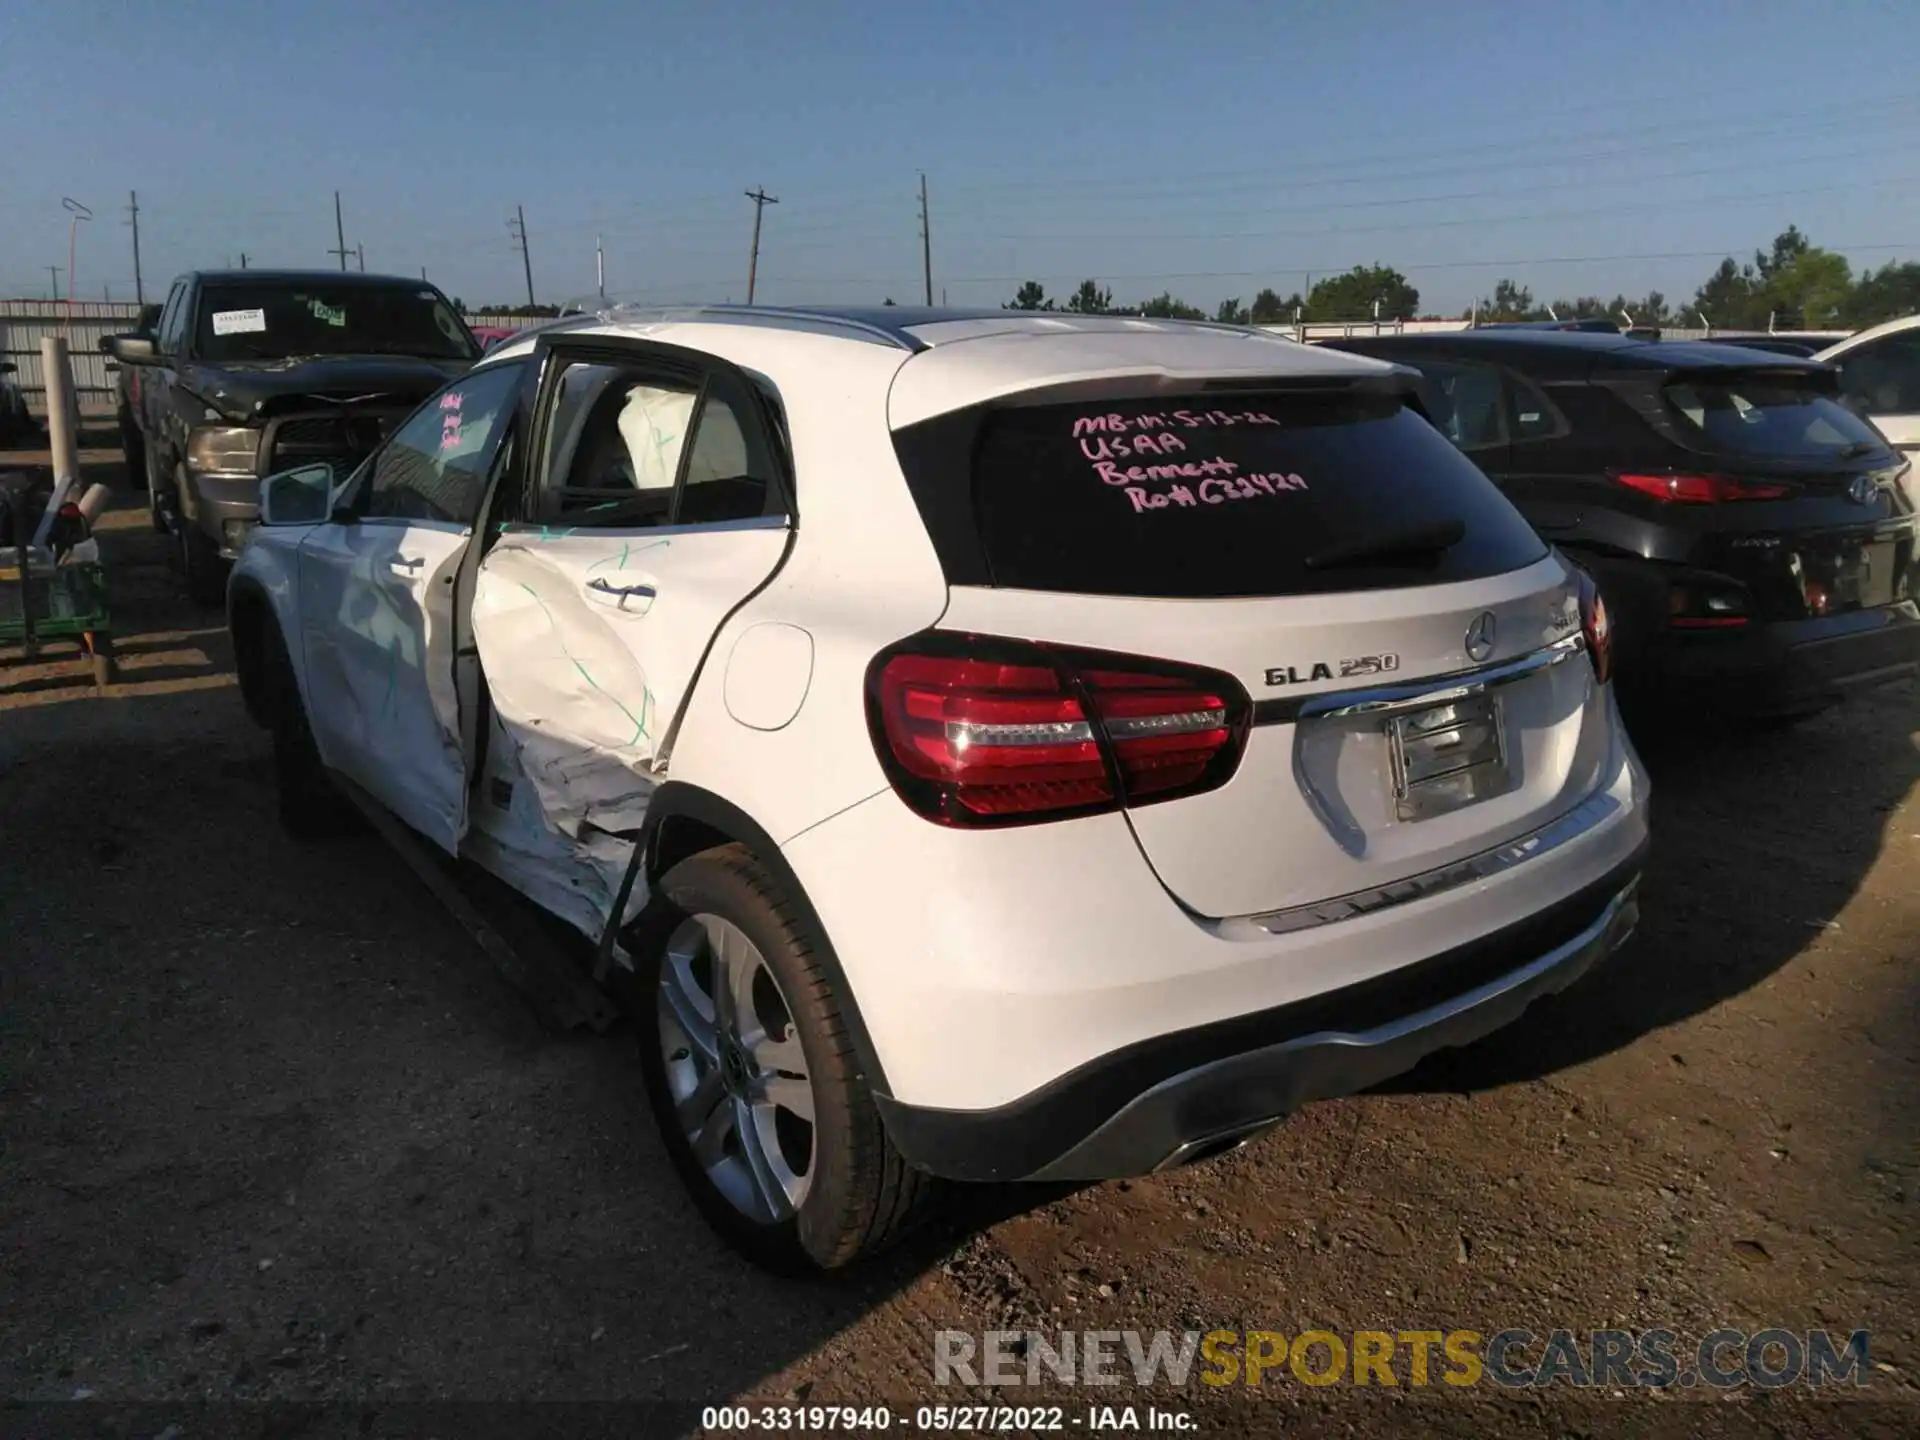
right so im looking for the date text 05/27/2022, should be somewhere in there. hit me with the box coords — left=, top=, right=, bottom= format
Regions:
left=699, top=1403, right=1195, bottom=1432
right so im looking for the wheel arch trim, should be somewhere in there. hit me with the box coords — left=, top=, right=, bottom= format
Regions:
left=623, top=781, right=894, bottom=1100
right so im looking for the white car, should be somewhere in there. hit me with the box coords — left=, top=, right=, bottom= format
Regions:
left=228, top=306, right=1651, bottom=1272
left=1818, top=316, right=1920, bottom=500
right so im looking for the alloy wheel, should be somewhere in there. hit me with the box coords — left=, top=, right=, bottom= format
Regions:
left=656, top=913, right=817, bottom=1223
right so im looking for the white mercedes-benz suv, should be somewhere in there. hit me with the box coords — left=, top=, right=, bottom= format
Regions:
left=227, top=306, right=1650, bottom=1272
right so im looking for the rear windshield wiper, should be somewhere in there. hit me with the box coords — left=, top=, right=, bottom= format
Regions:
left=1305, top=518, right=1467, bottom=571
left=1838, top=441, right=1884, bottom=459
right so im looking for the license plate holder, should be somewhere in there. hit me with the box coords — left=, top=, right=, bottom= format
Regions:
left=1387, top=692, right=1510, bottom=822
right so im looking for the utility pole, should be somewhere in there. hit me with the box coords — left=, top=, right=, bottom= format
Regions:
left=509, top=205, right=534, bottom=307
left=330, top=191, right=352, bottom=270
left=126, top=190, right=144, bottom=305
left=47, top=266, right=62, bottom=301
left=420, top=266, right=428, bottom=281
left=356, top=244, right=365, bottom=273
left=596, top=232, right=605, bottom=302
left=744, top=187, right=778, bottom=304
left=918, top=172, right=933, bottom=307
left=239, top=252, right=249, bottom=270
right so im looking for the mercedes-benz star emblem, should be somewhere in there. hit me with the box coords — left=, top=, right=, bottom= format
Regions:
left=1848, top=474, right=1879, bottom=506
left=1465, top=611, right=1497, bottom=663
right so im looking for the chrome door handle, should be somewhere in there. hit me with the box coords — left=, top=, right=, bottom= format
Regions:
left=586, top=578, right=656, bottom=599
left=388, top=554, right=425, bottom=570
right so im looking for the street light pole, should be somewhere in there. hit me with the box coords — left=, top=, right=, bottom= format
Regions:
left=62, top=198, right=93, bottom=332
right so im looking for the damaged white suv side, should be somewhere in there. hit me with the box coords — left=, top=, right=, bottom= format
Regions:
left=229, top=307, right=1651, bottom=1273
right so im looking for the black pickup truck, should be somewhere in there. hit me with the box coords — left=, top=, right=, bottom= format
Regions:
left=106, top=270, right=478, bottom=602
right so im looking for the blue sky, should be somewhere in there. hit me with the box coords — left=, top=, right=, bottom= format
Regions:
left=4, top=0, right=1919, bottom=316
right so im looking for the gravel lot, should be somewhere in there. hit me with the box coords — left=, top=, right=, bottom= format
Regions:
left=2, top=450, right=1916, bottom=1437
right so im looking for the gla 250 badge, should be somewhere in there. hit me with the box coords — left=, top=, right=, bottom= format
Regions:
left=1266, top=654, right=1401, bottom=686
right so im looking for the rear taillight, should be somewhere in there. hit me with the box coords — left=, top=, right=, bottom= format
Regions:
left=1613, top=471, right=1789, bottom=503
left=1669, top=579, right=1752, bottom=629
left=1573, top=570, right=1613, bottom=686
left=866, top=634, right=1249, bottom=827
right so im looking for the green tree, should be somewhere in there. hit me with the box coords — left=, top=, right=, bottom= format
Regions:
left=1249, top=287, right=1291, bottom=324
left=1759, top=247, right=1853, bottom=329
left=1689, top=256, right=1762, bottom=328
left=1139, top=291, right=1206, bottom=320
left=1065, top=279, right=1114, bottom=314
left=1006, top=281, right=1052, bottom=310
left=1610, top=291, right=1670, bottom=325
left=883, top=297, right=897, bottom=306
left=1307, top=265, right=1419, bottom=321
left=1845, top=261, right=1920, bottom=327
left=1469, top=279, right=1541, bottom=321
left=1754, top=226, right=1811, bottom=285
left=1214, top=297, right=1250, bottom=324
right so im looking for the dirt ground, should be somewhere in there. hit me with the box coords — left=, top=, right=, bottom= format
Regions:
left=2, top=447, right=1916, bottom=1438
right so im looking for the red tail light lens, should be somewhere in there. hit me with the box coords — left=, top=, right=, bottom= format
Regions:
left=1573, top=569, right=1613, bottom=686
left=867, top=635, right=1249, bottom=826
left=1613, top=471, right=1789, bottom=503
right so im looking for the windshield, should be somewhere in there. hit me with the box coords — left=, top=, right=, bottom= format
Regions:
left=897, top=388, right=1547, bottom=599
left=194, top=283, right=477, bottom=363
left=1664, top=376, right=1889, bottom=460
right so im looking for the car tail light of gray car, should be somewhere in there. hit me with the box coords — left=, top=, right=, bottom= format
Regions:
left=866, top=634, right=1252, bottom=827
left=1574, top=568, right=1614, bottom=685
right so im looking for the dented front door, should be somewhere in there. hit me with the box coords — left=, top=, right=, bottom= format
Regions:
left=297, top=363, right=526, bottom=852
left=468, top=350, right=792, bottom=839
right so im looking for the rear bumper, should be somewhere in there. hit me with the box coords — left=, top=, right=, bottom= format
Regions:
left=784, top=712, right=1651, bottom=1181
left=1651, top=601, right=1920, bottom=716
left=876, top=855, right=1644, bottom=1181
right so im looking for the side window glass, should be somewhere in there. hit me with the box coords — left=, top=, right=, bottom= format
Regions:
left=539, top=363, right=783, bottom=528
left=1418, top=361, right=1507, bottom=451
left=1507, top=374, right=1561, bottom=440
left=546, top=364, right=698, bottom=527
left=677, top=388, right=776, bottom=524
left=362, top=362, right=524, bottom=524
left=1837, top=335, right=1920, bottom=414
left=156, top=285, right=186, bottom=353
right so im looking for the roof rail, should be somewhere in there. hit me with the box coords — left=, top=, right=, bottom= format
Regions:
left=578, top=302, right=923, bottom=351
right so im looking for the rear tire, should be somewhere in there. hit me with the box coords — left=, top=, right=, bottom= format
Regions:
left=630, top=844, right=932, bottom=1273
left=261, top=623, right=358, bottom=839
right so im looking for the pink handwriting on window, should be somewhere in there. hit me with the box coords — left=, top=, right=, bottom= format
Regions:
left=1071, top=409, right=1277, bottom=438
left=439, top=392, right=464, bottom=413
left=1123, top=472, right=1307, bottom=512
left=1093, top=456, right=1241, bottom=488
left=440, top=417, right=464, bottom=452
left=1079, top=431, right=1189, bottom=462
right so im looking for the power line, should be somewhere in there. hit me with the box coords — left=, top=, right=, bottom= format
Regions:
left=545, top=94, right=1920, bottom=225
left=575, top=113, right=1920, bottom=258
left=987, top=139, right=1920, bottom=242
left=744, top=187, right=778, bottom=303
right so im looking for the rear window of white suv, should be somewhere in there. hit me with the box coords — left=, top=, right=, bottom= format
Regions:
left=893, top=387, right=1548, bottom=598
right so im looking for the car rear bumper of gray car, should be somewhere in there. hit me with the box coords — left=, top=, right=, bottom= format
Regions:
left=876, top=847, right=1646, bottom=1183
